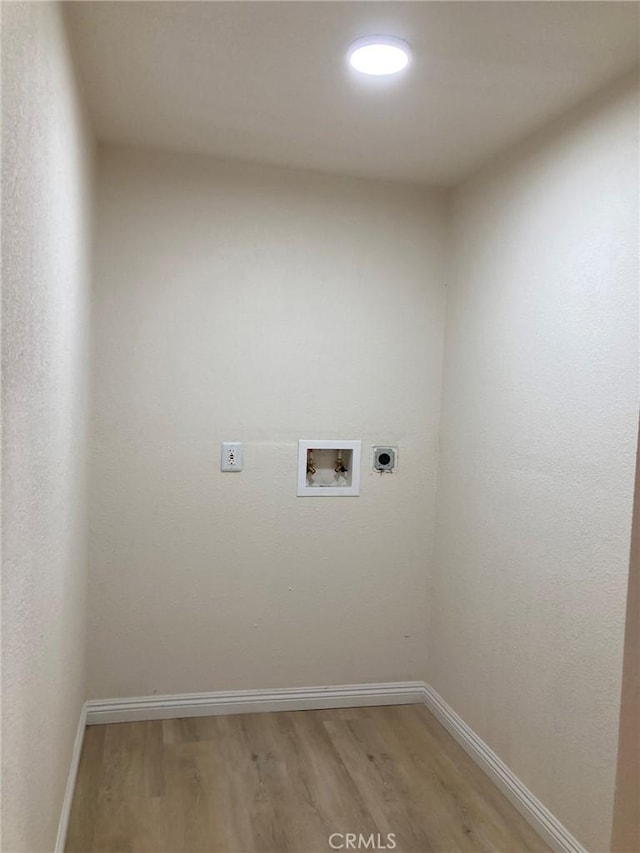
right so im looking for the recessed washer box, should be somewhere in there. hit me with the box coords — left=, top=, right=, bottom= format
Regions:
left=297, top=440, right=361, bottom=497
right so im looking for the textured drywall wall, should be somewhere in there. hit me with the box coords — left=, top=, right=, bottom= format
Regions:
left=88, top=146, right=446, bottom=698
left=1, top=3, right=94, bottom=850
left=429, top=76, right=639, bottom=852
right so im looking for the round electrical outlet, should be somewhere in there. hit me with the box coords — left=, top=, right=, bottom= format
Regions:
left=373, top=446, right=396, bottom=472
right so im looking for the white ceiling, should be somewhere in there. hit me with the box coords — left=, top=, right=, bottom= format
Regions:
left=66, top=1, right=639, bottom=186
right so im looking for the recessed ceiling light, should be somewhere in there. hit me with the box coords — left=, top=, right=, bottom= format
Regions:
left=347, top=36, right=410, bottom=76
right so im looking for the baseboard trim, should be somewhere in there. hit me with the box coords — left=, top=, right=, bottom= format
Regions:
left=54, top=701, right=87, bottom=853
left=85, top=681, right=425, bottom=725
left=421, top=684, right=587, bottom=853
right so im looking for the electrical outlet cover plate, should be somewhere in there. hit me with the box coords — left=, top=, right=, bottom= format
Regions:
left=297, top=440, right=361, bottom=497
left=221, top=441, right=243, bottom=472
left=373, top=446, right=396, bottom=472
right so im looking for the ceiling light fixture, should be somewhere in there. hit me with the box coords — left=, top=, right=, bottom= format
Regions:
left=347, top=36, right=410, bottom=76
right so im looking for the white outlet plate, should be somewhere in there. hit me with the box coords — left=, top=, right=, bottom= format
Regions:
left=221, top=441, right=243, bottom=472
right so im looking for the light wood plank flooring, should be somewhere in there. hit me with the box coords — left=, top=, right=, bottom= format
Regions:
left=66, top=704, right=549, bottom=853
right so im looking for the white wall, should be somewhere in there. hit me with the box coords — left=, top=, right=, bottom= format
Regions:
left=429, top=76, right=639, bottom=852
left=88, top=146, right=446, bottom=699
left=1, top=3, right=94, bottom=850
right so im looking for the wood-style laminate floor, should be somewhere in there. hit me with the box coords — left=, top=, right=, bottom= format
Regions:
left=66, top=704, right=549, bottom=853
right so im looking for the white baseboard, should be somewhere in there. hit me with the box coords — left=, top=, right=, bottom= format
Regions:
left=54, top=701, right=87, bottom=853
left=421, top=684, right=587, bottom=853
left=85, top=681, right=425, bottom=725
